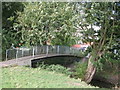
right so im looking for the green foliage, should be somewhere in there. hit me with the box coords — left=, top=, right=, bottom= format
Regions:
left=2, top=2, right=24, bottom=29
left=38, top=63, right=72, bottom=76
left=2, top=2, right=80, bottom=61
left=73, top=62, right=88, bottom=79
left=2, top=2, right=24, bottom=60
left=1, top=66, right=98, bottom=88
left=95, top=52, right=120, bottom=86
left=13, top=2, right=78, bottom=46
left=74, top=2, right=120, bottom=70
left=2, top=2, right=24, bottom=47
left=95, top=51, right=120, bottom=72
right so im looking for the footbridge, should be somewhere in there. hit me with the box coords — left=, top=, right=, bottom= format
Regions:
left=1, top=45, right=84, bottom=67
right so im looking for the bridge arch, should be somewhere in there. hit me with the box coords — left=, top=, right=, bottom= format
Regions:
left=31, top=54, right=83, bottom=67
left=1, top=45, right=84, bottom=67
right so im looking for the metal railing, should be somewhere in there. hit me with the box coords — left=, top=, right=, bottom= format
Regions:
left=5, top=45, right=84, bottom=61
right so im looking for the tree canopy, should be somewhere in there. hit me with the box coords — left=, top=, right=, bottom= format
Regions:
left=74, top=2, right=120, bottom=83
left=12, top=2, right=78, bottom=47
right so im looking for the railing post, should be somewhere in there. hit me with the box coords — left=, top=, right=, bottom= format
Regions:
left=39, top=46, right=41, bottom=54
left=65, top=46, right=66, bottom=54
left=6, top=50, right=8, bottom=61
left=36, top=46, right=37, bottom=55
left=22, top=49, right=24, bottom=57
left=16, top=48, right=18, bottom=63
left=69, top=47, right=71, bottom=54
left=32, top=46, right=35, bottom=57
left=72, top=48, right=74, bottom=55
left=42, top=46, right=44, bottom=54
left=46, top=45, right=48, bottom=55
left=57, top=45, right=59, bottom=54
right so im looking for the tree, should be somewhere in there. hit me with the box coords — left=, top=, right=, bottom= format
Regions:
left=13, top=2, right=78, bottom=47
left=75, top=2, right=120, bottom=84
left=2, top=2, right=24, bottom=29
left=2, top=2, right=24, bottom=60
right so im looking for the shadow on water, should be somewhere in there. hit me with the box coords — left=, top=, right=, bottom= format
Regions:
left=90, top=79, right=115, bottom=89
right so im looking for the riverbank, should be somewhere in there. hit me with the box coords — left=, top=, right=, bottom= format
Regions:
left=1, top=66, right=98, bottom=88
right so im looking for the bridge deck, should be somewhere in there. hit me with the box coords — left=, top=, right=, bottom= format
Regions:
left=0, top=54, right=83, bottom=67
left=1, top=45, right=84, bottom=67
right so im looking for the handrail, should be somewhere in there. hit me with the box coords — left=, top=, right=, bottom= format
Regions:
left=5, top=45, right=83, bottom=61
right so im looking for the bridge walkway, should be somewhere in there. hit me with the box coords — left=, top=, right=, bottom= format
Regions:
left=0, top=45, right=84, bottom=67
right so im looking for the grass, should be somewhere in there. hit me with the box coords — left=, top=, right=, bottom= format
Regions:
left=1, top=66, right=98, bottom=88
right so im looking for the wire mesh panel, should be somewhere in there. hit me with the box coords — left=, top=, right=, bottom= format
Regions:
left=29, top=47, right=34, bottom=56
left=15, top=47, right=32, bottom=58
left=52, top=46, right=58, bottom=54
left=21, top=48, right=31, bottom=57
left=47, top=45, right=56, bottom=54
left=74, top=48, right=80, bottom=56
left=68, top=47, right=72, bottom=55
left=58, top=46, right=66, bottom=54
left=17, top=49, right=22, bottom=58
left=6, top=49, right=16, bottom=60
left=5, top=45, right=83, bottom=61
left=58, top=46, right=63, bottom=54
left=64, top=46, right=71, bottom=54
left=71, top=48, right=83, bottom=56
left=34, top=46, right=40, bottom=55
left=40, top=45, right=47, bottom=54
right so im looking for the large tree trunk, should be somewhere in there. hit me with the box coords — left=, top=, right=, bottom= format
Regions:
left=83, top=56, right=96, bottom=83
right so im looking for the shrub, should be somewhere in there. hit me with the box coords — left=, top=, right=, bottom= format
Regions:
left=72, top=62, right=87, bottom=79
left=38, top=62, right=72, bottom=76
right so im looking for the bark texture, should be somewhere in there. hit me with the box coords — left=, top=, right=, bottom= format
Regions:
left=84, top=56, right=96, bottom=83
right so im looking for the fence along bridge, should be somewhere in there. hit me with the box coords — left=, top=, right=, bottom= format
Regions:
left=1, top=45, right=84, bottom=67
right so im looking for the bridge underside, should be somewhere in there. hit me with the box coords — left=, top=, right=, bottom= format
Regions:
left=31, top=55, right=83, bottom=68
